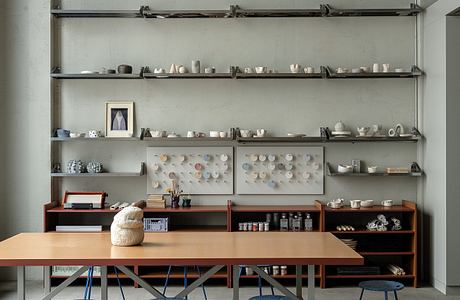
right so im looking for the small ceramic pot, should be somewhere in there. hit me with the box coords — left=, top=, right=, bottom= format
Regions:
left=56, top=129, right=70, bottom=138
left=290, top=64, right=301, bottom=73
left=191, top=60, right=200, bottom=73
left=117, top=64, right=133, bottom=74
left=368, top=166, right=378, bottom=173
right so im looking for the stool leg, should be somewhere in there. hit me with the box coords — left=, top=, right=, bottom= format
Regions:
left=163, top=265, right=172, bottom=295
left=184, top=266, right=188, bottom=300
left=359, top=288, right=364, bottom=300
left=258, top=274, right=262, bottom=296
left=394, top=291, right=399, bottom=300
left=384, top=291, right=388, bottom=300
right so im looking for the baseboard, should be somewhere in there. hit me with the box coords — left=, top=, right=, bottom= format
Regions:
left=446, top=286, right=460, bottom=295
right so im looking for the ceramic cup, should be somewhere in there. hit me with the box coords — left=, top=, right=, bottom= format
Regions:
left=382, top=63, right=390, bottom=73
left=240, top=129, right=252, bottom=138
left=191, top=60, right=200, bottom=73
left=335, top=121, right=345, bottom=132
left=327, top=201, right=343, bottom=209
left=372, top=124, right=382, bottom=135
left=150, top=130, right=166, bottom=138
left=255, top=66, right=267, bottom=74
left=204, top=67, right=215, bottom=74
left=178, top=66, right=188, bottom=74
left=244, top=67, right=253, bottom=74
left=372, top=63, right=380, bottom=73
left=187, top=131, right=196, bottom=138
left=209, top=131, right=220, bottom=138
left=351, top=68, right=362, bottom=74
left=290, top=64, right=301, bottom=73
left=154, top=68, right=166, bottom=74
left=117, top=64, right=132, bottom=74
left=304, top=66, right=314, bottom=74
left=357, top=127, right=370, bottom=136
left=350, top=200, right=361, bottom=209
left=256, top=129, right=266, bottom=137
left=381, top=199, right=393, bottom=207
left=394, top=68, right=404, bottom=73
left=361, top=200, right=374, bottom=207
left=368, top=166, right=378, bottom=173
left=219, top=131, right=227, bottom=138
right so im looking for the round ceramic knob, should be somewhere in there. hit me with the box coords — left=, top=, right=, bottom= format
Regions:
left=159, top=154, right=168, bottom=162
left=168, top=172, right=176, bottom=179
left=277, top=163, right=285, bottom=170
left=222, top=163, right=229, bottom=171
left=212, top=171, right=220, bottom=179
left=303, top=171, right=311, bottom=179
left=258, top=154, right=267, bottom=162
left=259, top=171, right=268, bottom=179
left=285, top=154, right=294, bottom=161
left=305, top=154, right=313, bottom=162
left=220, top=154, right=229, bottom=162
left=268, top=154, right=277, bottom=162
left=267, top=180, right=277, bottom=189
left=194, top=171, right=202, bottom=179
left=203, top=154, right=212, bottom=162
left=178, top=155, right=186, bottom=162
left=152, top=164, right=160, bottom=171
left=285, top=163, right=294, bottom=171
left=194, top=163, right=203, bottom=171
left=250, top=154, right=259, bottom=162
left=268, top=163, right=276, bottom=171
left=250, top=171, right=259, bottom=180
left=242, top=163, right=251, bottom=171
left=312, top=162, right=321, bottom=170
left=152, top=181, right=161, bottom=189
left=285, top=171, right=294, bottom=179
left=203, top=171, right=211, bottom=179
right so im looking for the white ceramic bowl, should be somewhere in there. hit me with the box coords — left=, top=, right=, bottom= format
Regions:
left=361, top=200, right=374, bottom=207
left=338, top=164, right=353, bottom=173
left=209, top=131, right=220, bottom=138
left=368, top=166, right=378, bottom=173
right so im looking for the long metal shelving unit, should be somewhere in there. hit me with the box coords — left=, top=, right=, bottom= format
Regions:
left=51, top=4, right=422, bottom=19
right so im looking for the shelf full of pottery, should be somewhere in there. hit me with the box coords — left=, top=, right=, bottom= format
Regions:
left=51, top=160, right=145, bottom=177
left=51, top=62, right=423, bottom=80
left=327, top=161, right=422, bottom=177
left=51, top=4, right=422, bottom=19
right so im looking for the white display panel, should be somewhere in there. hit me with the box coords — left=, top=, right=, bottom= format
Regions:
left=147, top=147, right=233, bottom=195
left=236, top=146, right=324, bottom=195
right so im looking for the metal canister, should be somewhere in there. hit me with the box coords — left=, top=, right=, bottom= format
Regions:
left=243, top=222, right=248, bottom=231
left=273, top=213, right=280, bottom=229
left=281, top=265, right=288, bottom=276
left=252, top=222, right=258, bottom=232
left=258, top=222, right=264, bottom=231
left=264, top=222, right=270, bottom=232
left=272, top=265, right=280, bottom=276
left=239, top=223, right=244, bottom=231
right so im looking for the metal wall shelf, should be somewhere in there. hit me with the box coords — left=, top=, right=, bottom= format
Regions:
left=326, top=163, right=423, bottom=177
left=51, top=65, right=423, bottom=80
left=51, top=4, right=422, bottom=19
left=51, top=163, right=145, bottom=177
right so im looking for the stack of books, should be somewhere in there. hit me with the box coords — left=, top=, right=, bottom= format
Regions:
left=146, top=194, right=166, bottom=208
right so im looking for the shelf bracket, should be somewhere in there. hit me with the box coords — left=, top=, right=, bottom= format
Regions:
left=411, top=65, right=423, bottom=76
left=320, top=4, right=330, bottom=17
left=409, top=3, right=423, bottom=16
left=51, top=67, right=61, bottom=74
left=229, top=5, right=239, bottom=18
left=230, top=66, right=237, bottom=79
left=140, top=5, right=150, bottom=18
left=410, top=127, right=422, bottom=137
left=320, top=66, right=329, bottom=79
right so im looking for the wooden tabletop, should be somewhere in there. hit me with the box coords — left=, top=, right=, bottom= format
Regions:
left=0, top=232, right=363, bottom=266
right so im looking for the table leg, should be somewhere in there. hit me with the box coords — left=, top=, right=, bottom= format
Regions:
left=307, top=265, right=315, bottom=300
left=232, top=265, right=239, bottom=300
left=17, top=266, right=25, bottom=300
left=43, top=266, right=51, bottom=294
left=296, top=265, right=303, bottom=300
left=100, top=266, right=108, bottom=300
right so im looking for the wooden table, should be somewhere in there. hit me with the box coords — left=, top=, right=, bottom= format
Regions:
left=0, top=232, right=363, bottom=300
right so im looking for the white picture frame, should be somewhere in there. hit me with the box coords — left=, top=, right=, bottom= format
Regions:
left=105, top=101, right=134, bottom=138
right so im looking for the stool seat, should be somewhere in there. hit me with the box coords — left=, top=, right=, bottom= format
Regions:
left=248, top=296, right=293, bottom=300
left=359, top=280, right=404, bottom=292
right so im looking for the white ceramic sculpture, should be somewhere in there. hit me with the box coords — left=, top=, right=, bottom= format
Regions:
left=110, top=206, right=144, bottom=247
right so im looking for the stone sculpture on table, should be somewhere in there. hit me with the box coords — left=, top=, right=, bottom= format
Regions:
left=110, top=206, right=144, bottom=247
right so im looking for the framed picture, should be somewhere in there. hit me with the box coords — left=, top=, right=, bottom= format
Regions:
left=105, top=101, right=134, bottom=137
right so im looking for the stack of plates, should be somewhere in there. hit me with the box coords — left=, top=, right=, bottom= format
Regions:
left=340, top=239, right=358, bottom=250
left=331, top=131, right=352, bottom=137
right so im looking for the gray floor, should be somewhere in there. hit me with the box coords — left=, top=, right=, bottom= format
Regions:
left=0, top=281, right=459, bottom=300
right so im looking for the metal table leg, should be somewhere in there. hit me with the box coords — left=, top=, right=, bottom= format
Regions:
left=43, top=266, right=51, bottom=294
left=307, top=265, right=315, bottom=300
left=232, top=265, right=239, bottom=300
left=42, top=266, right=89, bottom=300
left=296, top=265, right=303, bottom=300
left=249, top=265, right=299, bottom=300
left=18, top=266, right=25, bottom=300
left=101, top=266, right=108, bottom=300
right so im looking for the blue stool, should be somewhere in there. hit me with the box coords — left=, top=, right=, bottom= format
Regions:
left=239, top=266, right=275, bottom=297
left=163, top=266, right=207, bottom=300
left=359, top=280, right=404, bottom=300
left=248, top=296, right=293, bottom=300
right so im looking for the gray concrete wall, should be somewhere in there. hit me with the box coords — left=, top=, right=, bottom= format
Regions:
left=0, top=0, right=423, bottom=281
left=446, top=15, right=460, bottom=288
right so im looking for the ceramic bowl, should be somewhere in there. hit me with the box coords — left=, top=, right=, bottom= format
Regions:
left=361, top=200, right=374, bottom=207
left=368, top=166, right=378, bottom=173
left=150, top=130, right=166, bottom=138
left=117, top=64, right=133, bottom=74
left=209, top=131, right=220, bottom=138
left=338, top=164, right=353, bottom=173
left=69, top=132, right=84, bottom=138
left=240, top=130, right=252, bottom=138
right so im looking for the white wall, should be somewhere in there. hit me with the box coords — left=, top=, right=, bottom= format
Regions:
left=422, top=0, right=460, bottom=294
